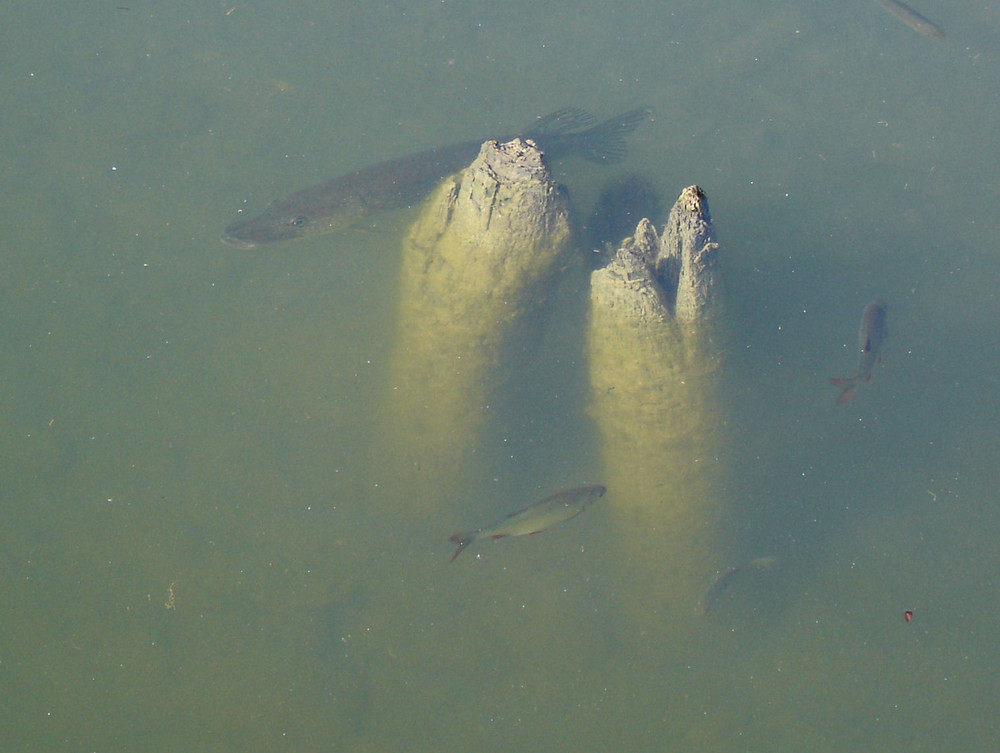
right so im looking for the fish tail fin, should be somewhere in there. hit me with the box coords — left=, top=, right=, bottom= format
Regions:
left=830, top=377, right=859, bottom=405
left=574, top=107, right=653, bottom=164
left=448, top=533, right=473, bottom=562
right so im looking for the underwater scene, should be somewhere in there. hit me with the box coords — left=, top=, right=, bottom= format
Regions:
left=2, top=1, right=999, bottom=751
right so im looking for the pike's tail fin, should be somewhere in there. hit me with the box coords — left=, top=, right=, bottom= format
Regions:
left=830, top=377, right=859, bottom=405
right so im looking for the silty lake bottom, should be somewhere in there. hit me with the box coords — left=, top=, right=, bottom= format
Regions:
left=1, top=1, right=999, bottom=750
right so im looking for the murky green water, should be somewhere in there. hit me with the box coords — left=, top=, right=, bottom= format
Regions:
left=2, top=1, right=999, bottom=751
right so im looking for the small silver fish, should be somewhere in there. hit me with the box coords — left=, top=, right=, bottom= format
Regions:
left=449, top=484, right=606, bottom=561
left=830, top=299, right=888, bottom=405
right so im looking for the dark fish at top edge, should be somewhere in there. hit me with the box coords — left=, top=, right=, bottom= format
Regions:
left=876, top=0, right=945, bottom=39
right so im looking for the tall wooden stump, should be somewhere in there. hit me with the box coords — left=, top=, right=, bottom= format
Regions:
left=587, top=186, right=729, bottom=626
left=379, top=138, right=573, bottom=501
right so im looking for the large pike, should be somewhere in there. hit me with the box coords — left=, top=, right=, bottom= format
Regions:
left=222, top=107, right=651, bottom=248
left=830, top=299, right=888, bottom=405
left=449, top=484, right=606, bottom=561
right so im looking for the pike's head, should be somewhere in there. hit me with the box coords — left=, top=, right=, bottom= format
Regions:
left=221, top=192, right=365, bottom=248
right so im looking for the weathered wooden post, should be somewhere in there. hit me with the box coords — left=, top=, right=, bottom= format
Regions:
left=587, top=186, right=730, bottom=622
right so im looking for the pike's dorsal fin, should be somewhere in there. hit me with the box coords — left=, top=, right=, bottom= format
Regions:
left=573, top=107, right=653, bottom=164
left=521, top=108, right=596, bottom=137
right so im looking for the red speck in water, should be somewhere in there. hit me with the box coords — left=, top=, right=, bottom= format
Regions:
left=904, top=610, right=914, bottom=622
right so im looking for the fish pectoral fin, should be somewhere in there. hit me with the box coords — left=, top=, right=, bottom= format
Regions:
left=449, top=532, right=474, bottom=562
left=449, top=542, right=469, bottom=562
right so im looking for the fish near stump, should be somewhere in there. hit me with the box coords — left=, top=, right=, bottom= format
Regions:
left=379, top=138, right=573, bottom=492
left=587, top=186, right=730, bottom=625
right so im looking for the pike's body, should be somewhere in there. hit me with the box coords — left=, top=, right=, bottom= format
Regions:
left=223, top=108, right=650, bottom=248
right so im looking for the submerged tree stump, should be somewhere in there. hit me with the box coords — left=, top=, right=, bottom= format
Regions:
left=587, top=186, right=730, bottom=623
left=380, top=138, right=573, bottom=493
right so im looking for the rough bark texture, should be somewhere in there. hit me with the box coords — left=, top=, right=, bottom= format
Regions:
left=587, top=185, right=729, bottom=626
left=657, top=185, right=721, bottom=323
left=381, top=139, right=572, bottom=491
